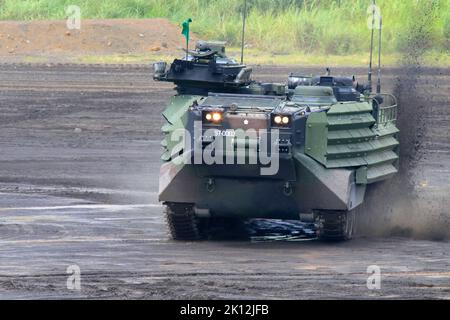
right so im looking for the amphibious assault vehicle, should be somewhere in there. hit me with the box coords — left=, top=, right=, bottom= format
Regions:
left=154, top=38, right=399, bottom=241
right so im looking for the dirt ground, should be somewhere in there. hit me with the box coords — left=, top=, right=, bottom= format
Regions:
left=0, top=63, right=448, bottom=299
left=0, top=19, right=192, bottom=59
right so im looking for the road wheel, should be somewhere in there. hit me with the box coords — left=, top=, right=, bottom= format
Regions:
left=164, top=203, right=205, bottom=241
left=315, top=209, right=357, bottom=241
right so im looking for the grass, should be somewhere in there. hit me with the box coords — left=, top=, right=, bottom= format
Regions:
left=76, top=49, right=450, bottom=67
left=0, top=0, right=449, bottom=64
left=226, top=48, right=399, bottom=66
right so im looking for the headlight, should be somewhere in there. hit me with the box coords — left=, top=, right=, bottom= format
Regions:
left=212, top=112, right=222, bottom=122
left=203, top=111, right=223, bottom=124
left=274, top=116, right=282, bottom=124
left=153, top=61, right=167, bottom=75
left=271, top=114, right=291, bottom=127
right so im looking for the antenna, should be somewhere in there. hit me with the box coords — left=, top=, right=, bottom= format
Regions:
left=240, top=0, right=248, bottom=65
left=368, top=0, right=376, bottom=93
left=376, top=13, right=383, bottom=94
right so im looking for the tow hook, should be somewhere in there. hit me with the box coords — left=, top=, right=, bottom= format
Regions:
left=283, top=182, right=294, bottom=196
left=206, top=178, right=215, bottom=193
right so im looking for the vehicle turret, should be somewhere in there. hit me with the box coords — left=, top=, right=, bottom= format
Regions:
left=154, top=41, right=253, bottom=95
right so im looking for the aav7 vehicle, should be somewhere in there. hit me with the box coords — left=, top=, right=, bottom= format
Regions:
left=154, top=14, right=398, bottom=241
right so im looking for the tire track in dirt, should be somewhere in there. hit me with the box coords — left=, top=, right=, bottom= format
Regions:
left=0, top=64, right=448, bottom=299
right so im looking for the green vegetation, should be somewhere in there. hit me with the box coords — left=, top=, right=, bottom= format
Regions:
left=76, top=50, right=450, bottom=67
left=1, top=0, right=449, bottom=59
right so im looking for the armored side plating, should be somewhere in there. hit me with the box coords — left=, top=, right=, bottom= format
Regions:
left=154, top=41, right=399, bottom=241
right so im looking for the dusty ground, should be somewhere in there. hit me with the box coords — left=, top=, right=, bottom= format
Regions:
left=0, top=19, right=192, bottom=61
left=0, top=64, right=448, bottom=299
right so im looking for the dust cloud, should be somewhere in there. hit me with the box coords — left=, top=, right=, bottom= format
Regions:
left=358, top=3, right=450, bottom=240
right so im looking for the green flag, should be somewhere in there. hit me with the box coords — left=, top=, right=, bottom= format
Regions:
left=181, top=18, right=192, bottom=42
